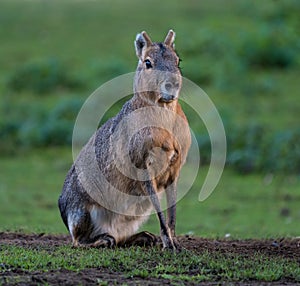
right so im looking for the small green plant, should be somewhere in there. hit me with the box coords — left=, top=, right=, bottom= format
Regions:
left=263, top=129, right=300, bottom=173
left=21, top=98, right=83, bottom=147
left=87, top=58, right=130, bottom=86
left=7, top=58, right=82, bottom=93
left=0, top=120, right=19, bottom=155
left=238, top=24, right=298, bottom=69
left=226, top=124, right=266, bottom=173
left=40, top=98, right=84, bottom=146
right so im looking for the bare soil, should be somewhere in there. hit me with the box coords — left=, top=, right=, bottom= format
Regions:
left=1, top=232, right=300, bottom=285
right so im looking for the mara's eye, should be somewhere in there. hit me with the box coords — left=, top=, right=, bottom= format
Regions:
left=144, top=59, right=152, bottom=69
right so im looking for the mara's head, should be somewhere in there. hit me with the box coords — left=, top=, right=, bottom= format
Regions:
left=134, top=30, right=181, bottom=105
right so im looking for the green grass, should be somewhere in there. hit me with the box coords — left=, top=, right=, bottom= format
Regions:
left=1, top=245, right=299, bottom=283
left=0, top=148, right=71, bottom=233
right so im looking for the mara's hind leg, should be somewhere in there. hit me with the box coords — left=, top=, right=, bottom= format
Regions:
left=68, top=209, right=116, bottom=248
left=68, top=209, right=92, bottom=247
left=120, top=231, right=158, bottom=247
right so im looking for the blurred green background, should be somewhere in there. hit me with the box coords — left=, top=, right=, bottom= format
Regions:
left=0, top=0, right=299, bottom=238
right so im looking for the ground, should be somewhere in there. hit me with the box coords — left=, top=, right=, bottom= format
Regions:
left=1, top=232, right=299, bottom=285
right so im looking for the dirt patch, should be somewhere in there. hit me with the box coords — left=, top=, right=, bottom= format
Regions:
left=179, top=236, right=300, bottom=261
left=1, top=268, right=172, bottom=286
left=1, top=232, right=299, bottom=260
left=1, top=232, right=300, bottom=285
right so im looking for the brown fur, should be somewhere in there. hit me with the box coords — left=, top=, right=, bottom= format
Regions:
left=58, top=30, right=191, bottom=250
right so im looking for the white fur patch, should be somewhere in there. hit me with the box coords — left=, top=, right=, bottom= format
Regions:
left=89, top=203, right=153, bottom=243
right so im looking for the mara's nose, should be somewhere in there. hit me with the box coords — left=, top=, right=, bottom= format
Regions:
left=164, top=82, right=172, bottom=92
left=164, top=81, right=179, bottom=93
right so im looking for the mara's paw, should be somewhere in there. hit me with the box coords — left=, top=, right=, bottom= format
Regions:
left=171, top=237, right=182, bottom=252
left=162, top=241, right=176, bottom=252
left=121, top=231, right=158, bottom=247
left=161, top=236, right=182, bottom=253
left=91, top=233, right=116, bottom=248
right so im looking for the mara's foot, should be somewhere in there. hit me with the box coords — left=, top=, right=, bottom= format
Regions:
left=72, top=233, right=116, bottom=248
left=161, top=235, right=182, bottom=253
left=121, top=231, right=158, bottom=247
left=91, top=233, right=116, bottom=248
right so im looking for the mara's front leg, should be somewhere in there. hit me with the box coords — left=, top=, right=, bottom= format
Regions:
left=142, top=180, right=176, bottom=251
left=165, top=179, right=180, bottom=249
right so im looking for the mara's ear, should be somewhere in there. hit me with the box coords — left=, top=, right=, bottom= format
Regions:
left=134, top=31, right=152, bottom=59
left=164, top=29, right=175, bottom=49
